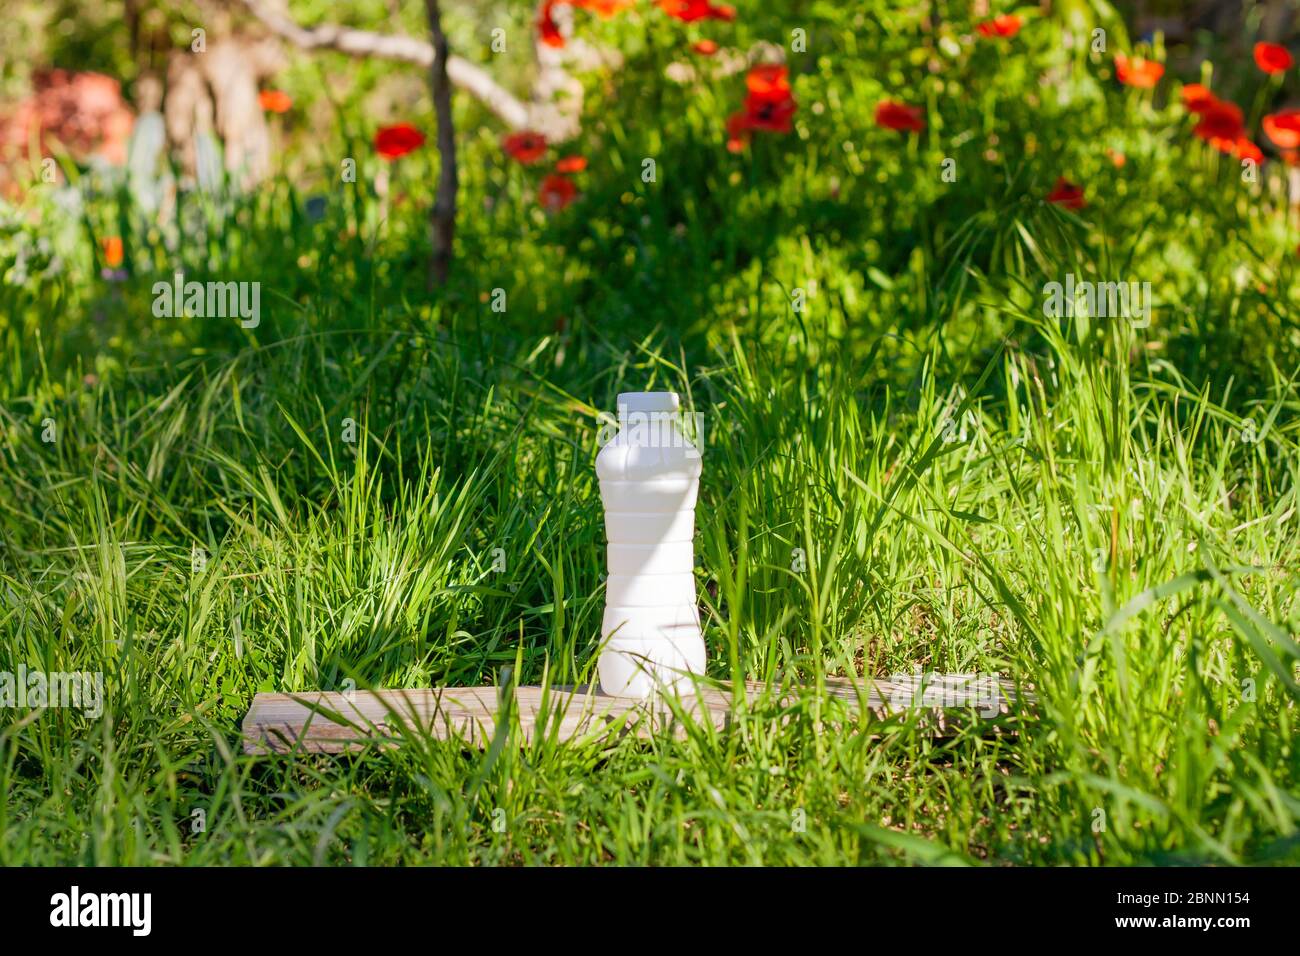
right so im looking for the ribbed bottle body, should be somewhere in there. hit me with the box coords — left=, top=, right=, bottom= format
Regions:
left=595, top=392, right=705, bottom=698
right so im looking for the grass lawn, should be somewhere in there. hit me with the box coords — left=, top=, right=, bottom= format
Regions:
left=0, top=2, right=1298, bottom=865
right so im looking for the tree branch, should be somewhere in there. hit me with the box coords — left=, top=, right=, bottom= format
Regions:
left=236, top=0, right=534, bottom=131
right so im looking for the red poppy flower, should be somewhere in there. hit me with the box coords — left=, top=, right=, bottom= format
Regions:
left=657, top=0, right=734, bottom=23
left=742, top=96, right=797, bottom=133
left=537, top=0, right=564, bottom=48
left=875, top=100, right=925, bottom=133
left=692, top=39, right=720, bottom=56
left=1114, top=54, right=1164, bottom=88
left=502, top=130, right=548, bottom=164
left=726, top=101, right=797, bottom=149
left=258, top=89, right=292, bottom=113
left=374, top=123, right=425, bottom=160
left=1234, top=139, right=1264, bottom=164
left=555, top=155, right=587, bottom=173
left=1180, top=83, right=1214, bottom=113
left=726, top=65, right=798, bottom=149
left=100, top=236, right=123, bottom=267
left=1263, top=109, right=1300, bottom=150
left=1193, top=99, right=1245, bottom=143
left=539, top=173, right=578, bottom=210
left=976, top=15, right=1022, bottom=39
left=1105, top=148, right=1126, bottom=168
left=1254, top=42, right=1293, bottom=75
left=746, top=65, right=791, bottom=102
left=1046, top=177, right=1085, bottom=210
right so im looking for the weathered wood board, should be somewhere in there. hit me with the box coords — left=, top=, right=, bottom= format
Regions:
left=242, top=673, right=1024, bottom=754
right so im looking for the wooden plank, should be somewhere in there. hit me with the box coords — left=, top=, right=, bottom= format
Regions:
left=242, top=673, right=1025, bottom=755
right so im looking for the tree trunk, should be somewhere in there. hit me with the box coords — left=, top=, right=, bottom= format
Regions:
left=424, top=0, right=457, bottom=287
left=164, top=33, right=284, bottom=188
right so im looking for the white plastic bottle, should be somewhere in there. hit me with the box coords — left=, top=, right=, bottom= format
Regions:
left=595, top=391, right=706, bottom=698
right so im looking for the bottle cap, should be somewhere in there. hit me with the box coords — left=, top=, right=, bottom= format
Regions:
left=617, top=391, right=680, bottom=413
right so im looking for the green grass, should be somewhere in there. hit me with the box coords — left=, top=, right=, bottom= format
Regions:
left=1, top=1, right=1298, bottom=865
